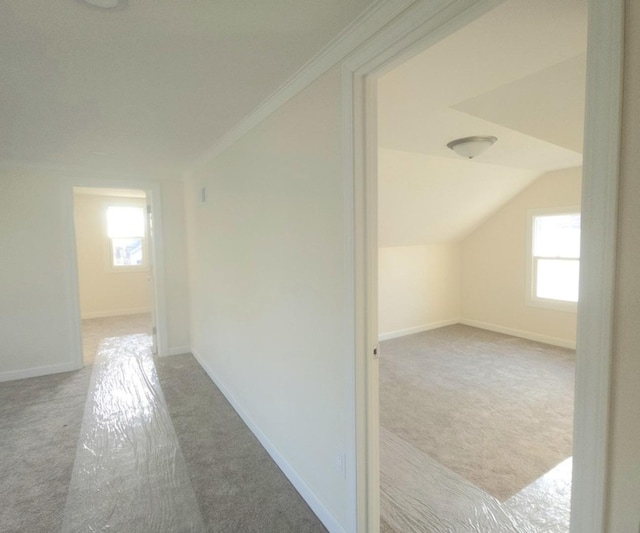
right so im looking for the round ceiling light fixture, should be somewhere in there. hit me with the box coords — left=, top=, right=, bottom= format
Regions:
left=82, top=0, right=119, bottom=8
left=447, top=136, right=497, bottom=159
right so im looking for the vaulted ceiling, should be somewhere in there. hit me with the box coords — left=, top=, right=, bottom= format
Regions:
left=0, top=0, right=374, bottom=177
left=377, top=0, right=587, bottom=247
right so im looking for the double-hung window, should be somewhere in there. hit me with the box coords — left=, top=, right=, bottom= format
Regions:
left=106, top=205, right=147, bottom=269
left=527, top=208, right=580, bottom=311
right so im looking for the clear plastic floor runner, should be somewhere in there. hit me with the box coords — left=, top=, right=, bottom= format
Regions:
left=61, top=334, right=206, bottom=532
left=380, top=426, right=570, bottom=533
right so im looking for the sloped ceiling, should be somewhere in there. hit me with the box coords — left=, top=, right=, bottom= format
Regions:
left=378, top=149, right=539, bottom=246
left=378, top=0, right=587, bottom=247
left=0, top=0, right=374, bottom=177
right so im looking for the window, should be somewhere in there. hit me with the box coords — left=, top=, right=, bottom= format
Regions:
left=106, top=206, right=147, bottom=269
left=527, top=208, right=580, bottom=311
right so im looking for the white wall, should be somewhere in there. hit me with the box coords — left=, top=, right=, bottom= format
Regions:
left=74, top=193, right=151, bottom=319
left=161, top=180, right=191, bottom=353
left=0, top=168, right=191, bottom=380
left=378, top=245, right=460, bottom=339
left=0, top=171, right=82, bottom=381
left=377, top=168, right=581, bottom=348
left=186, top=66, right=348, bottom=530
left=460, top=167, right=581, bottom=348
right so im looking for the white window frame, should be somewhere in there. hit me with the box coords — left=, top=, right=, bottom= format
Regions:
left=105, top=203, right=149, bottom=273
left=526, top=206, right=580, bottom=312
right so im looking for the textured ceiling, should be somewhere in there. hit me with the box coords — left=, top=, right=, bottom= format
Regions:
left=0, top=0, right=375, bottom=177
left=377, top=0, right=587, bottom=247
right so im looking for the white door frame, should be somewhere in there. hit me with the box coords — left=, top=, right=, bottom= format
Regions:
left=343, top=1, right=624, bottom=532
left=68, top=178, right=170, bottom=362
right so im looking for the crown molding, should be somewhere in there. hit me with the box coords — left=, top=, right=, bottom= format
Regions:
left=0, top=159, right=180, bottom=182
left=184, top=0, right=417, bottom=179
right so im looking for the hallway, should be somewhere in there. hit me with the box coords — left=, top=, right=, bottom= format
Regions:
left=0, top=318, right=325, bottom=532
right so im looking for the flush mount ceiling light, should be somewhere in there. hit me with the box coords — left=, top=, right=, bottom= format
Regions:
left=447, top=136, right=497, bottom=159
left=82, top=0, right=119, bottom=8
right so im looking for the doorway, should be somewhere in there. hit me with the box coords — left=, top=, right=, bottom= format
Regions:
left=375, top=1, right=583, bottom=530
left=345, top=0, right=623, bottom=532
left=72, top=187, right=156, bottom=364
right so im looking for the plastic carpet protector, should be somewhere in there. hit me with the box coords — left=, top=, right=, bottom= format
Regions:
left=505, top=457, right=572, bottom=533
left=380, top=427, right=570, bottom=533
left=61, top=334, right=206, bottom=532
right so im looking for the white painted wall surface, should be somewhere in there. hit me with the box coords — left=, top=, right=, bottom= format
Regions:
left=161, top=180, right=191, bottom=353
left=186, top=66, right=348, bottom=530
left=378, top=245, right=460, bottom=339
left=74, top=194, right=151, bottom=319
left=0, top=171, right=82, bottom=380
left=606, top=1, right=640, bottom=528
left=460, top=167, right=581, bottom=348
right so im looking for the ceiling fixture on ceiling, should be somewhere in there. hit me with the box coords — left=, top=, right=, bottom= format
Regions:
left=82, top=0, right=119, bottom=8
left=447, top=136, right=497, bottom=159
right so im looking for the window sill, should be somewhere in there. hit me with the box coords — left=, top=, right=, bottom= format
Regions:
left=525, top=297, right=578, bottom=313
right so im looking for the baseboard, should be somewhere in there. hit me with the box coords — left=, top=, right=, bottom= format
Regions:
left=378, top=319, right=459, bottom=341
left=0, top=360, right=81, bottom=383
left=190, top=348, right=345, bottom=533
left=459, top=318, right=576, bottom=349
left=81, top=307, right=152, bottom=319
left=164, top=345, right=191, bottom=357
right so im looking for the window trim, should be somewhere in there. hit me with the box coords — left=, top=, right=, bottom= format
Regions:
left=525, top=206, right=580, bottom=312
left=104, top=203, right=149, bottom=273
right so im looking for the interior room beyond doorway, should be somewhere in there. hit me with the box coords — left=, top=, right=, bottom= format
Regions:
left=375, top=1, right=586, bottom=531
left=73, top=187, right=155, bottom=364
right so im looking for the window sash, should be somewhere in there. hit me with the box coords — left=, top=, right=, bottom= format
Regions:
left=105, top=205, right=148, bottom=271
left=533, top=257, right=580, bottom=303
left=111, top=237, right=144, bottom=267
left=526, top=208, right=581, bottom=311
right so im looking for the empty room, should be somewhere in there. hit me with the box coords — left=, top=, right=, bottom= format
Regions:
left=73, top=187, right=154, bottom=362
left=1, top=1, right=639, bottom=533
left=376, top=1, right=584, bottom=530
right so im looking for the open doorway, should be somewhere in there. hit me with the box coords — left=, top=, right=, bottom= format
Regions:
left=375, top=2, right=585, bottom=530
left=72, top=187, right=156, bottom=365
left=344, top=0, right=623, bottom=530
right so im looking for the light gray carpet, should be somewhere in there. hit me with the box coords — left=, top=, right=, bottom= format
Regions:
left=380, top=324, right=574, bottom=500
left=0, top=367, right=90, bottom=532
left=81, top=313, right=152, bottom=364
left=156, top=353, right=326, bottom=533
left=0, top=318, right=326, bottom=532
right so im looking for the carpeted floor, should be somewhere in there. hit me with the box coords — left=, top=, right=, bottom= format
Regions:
left=81, top=313, right=153, bottom=364
left=380, top=324, right=575, bottom=501
left=156, top=353, right=325, bottom=532
left=379, top=324, right=574, bottom=532
left=0, top=316, right=325, bottom=532
left=0, top=364, right=90, bottom=532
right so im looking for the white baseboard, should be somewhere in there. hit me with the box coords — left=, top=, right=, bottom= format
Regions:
left=164, top=345, right=191, bottom=357
left=190, top=348, right=345, bottom=533
left=378, top=319, right=459, bottom=341
left=0, top=360, right=81, bottom=383
left=459, top=318, right=576, bottom=349
left=81, top=307, right=152, bottom=319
